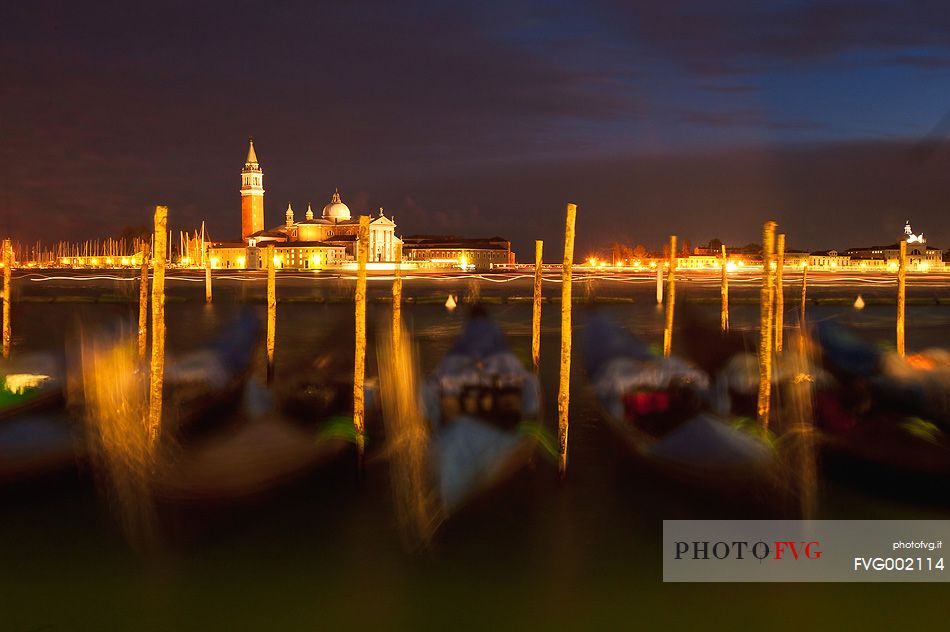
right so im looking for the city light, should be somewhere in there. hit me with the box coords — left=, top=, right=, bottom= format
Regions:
left=725, top=261, right=738, bottom=273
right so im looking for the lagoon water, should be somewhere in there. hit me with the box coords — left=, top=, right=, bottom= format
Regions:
left=3, top=271, right=949, bottom=628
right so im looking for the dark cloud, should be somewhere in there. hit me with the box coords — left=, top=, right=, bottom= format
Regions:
left=887, top=54, right=950, bottom=69
left=697, top=84, right=759, bottom=94
left=595, top=0, right=950, bottom=75
left=677, top=109, right=827, bottom=131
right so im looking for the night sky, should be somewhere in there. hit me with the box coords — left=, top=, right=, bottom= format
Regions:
left=4, top=1, right=950, bottom=258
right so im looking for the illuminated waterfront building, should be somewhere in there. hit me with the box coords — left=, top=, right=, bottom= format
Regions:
left=808, top=249, right=851, bottom=269
left=401, top=235, right=515, bottom=271
left=211, top=139, right=401, bottom=269
left=846, top=221, right=942, bottom=271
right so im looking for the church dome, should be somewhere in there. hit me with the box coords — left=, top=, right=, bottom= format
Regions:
left=322, top=188, right=351, bottom=221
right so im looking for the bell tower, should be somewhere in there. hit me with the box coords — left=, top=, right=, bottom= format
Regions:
left=241, top=138, right=265, bottom=240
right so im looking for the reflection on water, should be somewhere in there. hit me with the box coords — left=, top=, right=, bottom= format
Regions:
left=79, top=325, right=157, bottom=553
left=377, top=322, right=442, bottom=548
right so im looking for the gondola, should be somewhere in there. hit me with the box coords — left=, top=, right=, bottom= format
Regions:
left=0, top=311, right=265, bottom=486
left=812, top=320, right=950, bottom=491
left=152, top=381, right=353, bottom=502
left=582, top=314, right=779, bottom=499
left=414, top=309, right=542, bottom=516
left=161, top=310, right=263, bottom=438
left=0, top=411, right=82, bottom=485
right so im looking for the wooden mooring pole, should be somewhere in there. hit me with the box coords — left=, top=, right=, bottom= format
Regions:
left=800, top=263, right=808, bottom=328
left=354, top=216, right=370, bottom=466
left=532, top=240, right=543, bottom=371
left=662, top=235, right=677, bottom=358
left=392, top=244, right=402, bottom=352
left=775, top=233, right=786, bottom=353
left=720, top=244, right=729, bottom=333
left=897, top=240, right=907, bottom=357
left=2, top=239, right=11, bottom=359
left=147, top=206, right=167, bottom=446
left=757, top=221, right=777, bottom=431
left=138, top=244, right=150, bottom=359
left=266, top=244, right=276, bottom=383
left=205, top=250, right=212, bottom=303
left=558, top=204, right=577, bottom=479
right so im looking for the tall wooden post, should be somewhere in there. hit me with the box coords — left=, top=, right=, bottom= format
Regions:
left=720, top=244, right=729, bottom=333
left=205, top=249, right=212, bottom=303
left=354, top=216, right=370, bottom=465
left=392, top=243, right=402, bottom=352
left=662, top=235, right=677, bottom=358
left=897, top=240, right=907, bottom=357
left=137, top=244, right=150, bottom=359
left=2, top=239, right=11, bottom=359
left=775, top=233, right=786, bottom=352
left=532, top=240, right=543, bottom=371
left=800, top=263, right=808, bottom=328
left=558, top=204, right=577, bottom=479
left=266, top=244, right=276, bottom=383
left=757, top=221, right=777, bottom=430
left=148, top=206, right=167, bottom=446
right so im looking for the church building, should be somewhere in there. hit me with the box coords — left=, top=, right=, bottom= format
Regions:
left=210, top=139, right=400, bottom=269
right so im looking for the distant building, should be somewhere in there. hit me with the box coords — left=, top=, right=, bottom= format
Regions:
left=401, top=235, right=515, bottom=271
left=211, top=139, right=400, bottom=269
left=846, top=221, right=941, bottom=271
left=692, top=242, right=762, bottom=257
left=809, top=249, right=850, bottom=269
left=783, top=249, right=810, bottom=267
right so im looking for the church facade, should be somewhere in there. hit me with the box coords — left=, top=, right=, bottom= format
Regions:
left=210, top=139, right=400, bottom=270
